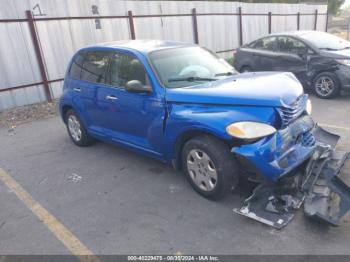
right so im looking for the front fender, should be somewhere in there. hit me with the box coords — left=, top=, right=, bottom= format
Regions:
left=163, top=103, right=279, bottom=162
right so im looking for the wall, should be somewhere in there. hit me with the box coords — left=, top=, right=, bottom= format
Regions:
left=0, top=0, right=328, bottom=110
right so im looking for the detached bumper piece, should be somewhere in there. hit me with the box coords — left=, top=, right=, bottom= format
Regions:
left=234, top=126, right=350, bottom=229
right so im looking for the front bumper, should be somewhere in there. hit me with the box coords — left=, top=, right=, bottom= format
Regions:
left=233, top=115, right=316, bottom=182
left=234, top=133, right=350, bottom=229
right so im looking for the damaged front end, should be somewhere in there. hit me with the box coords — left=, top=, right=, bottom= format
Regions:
left=234, top=125, right=350, bottom=229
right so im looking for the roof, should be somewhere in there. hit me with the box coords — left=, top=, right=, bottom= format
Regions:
left=269, top=30, right=325, bottom=37
left=81, top=40, right=196, bottom=54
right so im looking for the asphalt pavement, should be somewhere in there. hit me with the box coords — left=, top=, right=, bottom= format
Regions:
left=0, top=94, right=350, bottom=255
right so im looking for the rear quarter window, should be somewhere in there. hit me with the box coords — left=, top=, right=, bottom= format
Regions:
left=69, top=53, right=84, bottom=79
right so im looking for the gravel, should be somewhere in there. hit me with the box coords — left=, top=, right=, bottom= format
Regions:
left=0, top=100, right=59, bottom=130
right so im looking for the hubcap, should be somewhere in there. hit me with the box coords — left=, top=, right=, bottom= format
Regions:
left=186, top=149, right=218, bottom=192
left=68, top=115, right=82, bottom=142
left=315, top=76, right=334, bottom=97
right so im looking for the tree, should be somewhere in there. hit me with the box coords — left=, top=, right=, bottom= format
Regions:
left=327, top=0, right=346, bottom=15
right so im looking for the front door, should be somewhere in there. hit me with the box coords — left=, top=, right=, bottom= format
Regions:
left=275, top=36, right=309, bottom=82
left=95, top=50, right=166, bottom=158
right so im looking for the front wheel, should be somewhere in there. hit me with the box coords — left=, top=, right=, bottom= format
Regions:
left=313, top=72, right=340, bottom=99
left=182, top=135, right=239, bottom=200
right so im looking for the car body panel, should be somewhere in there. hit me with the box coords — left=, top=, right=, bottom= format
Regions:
left=233, top=115, right=316, bottom=181
left=165, top=72, right=303, bottom=107
left=60, top=40, right=316, bottom=182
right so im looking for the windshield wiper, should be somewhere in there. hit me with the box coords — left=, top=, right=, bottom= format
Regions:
left=168, top=76, right=217, bottom=82
left=215, top=71, right=235, bottom=77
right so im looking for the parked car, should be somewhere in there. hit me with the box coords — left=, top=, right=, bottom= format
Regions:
left=234, top=31, right=350, bottom=99
left=60, top=40, right=315, bottom=200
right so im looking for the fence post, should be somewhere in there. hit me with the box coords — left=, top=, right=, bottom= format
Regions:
left=238, top=7, right=243, bottom=46
left=268, top=12, right=272, bottom=34
left=192, top=8, right=199, bottom=44
left=128, top=10, right=136, bottom=40
left=25, top=10, right=52, bottom=102
left=325, top=12, right=329, bottom=32
left=297, top=12, right=300, bottom=30
left=314, top=9, right=318, bottom=30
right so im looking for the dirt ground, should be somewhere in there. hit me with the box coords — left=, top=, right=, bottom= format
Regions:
left=0, top=100, right=58, bottom=130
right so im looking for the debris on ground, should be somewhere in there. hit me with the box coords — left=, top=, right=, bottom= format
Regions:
left=234, top=127, right=350, bottom=229
left=169, top=184, right=181, bottom=193
left=67, top=173, right=82, bottom=183
left=0, top=100, right=58, bottom=130
left=7, top=125, right=16, bottom=136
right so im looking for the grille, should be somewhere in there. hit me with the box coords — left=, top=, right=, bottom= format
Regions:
left=278, top=94, right=308, bottom=128
left=301, top=131, right=316, bottom=147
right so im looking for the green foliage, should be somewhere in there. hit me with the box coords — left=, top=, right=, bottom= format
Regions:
left=226, top=57, right=234, bottom=66
left=327, top=0, right=346, bottom=15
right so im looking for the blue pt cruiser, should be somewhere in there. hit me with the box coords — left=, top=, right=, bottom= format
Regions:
left=59, top=40, right=314, bottom=200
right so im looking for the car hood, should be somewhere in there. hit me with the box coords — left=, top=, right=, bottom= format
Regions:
left=165, top=72, right=304, bottom=107
left=320, top=49, right=350, bottom=59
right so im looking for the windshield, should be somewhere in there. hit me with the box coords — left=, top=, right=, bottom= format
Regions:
left=299, top=31, right=350, bottom=51
left=148, top=46, right=236, bottom=88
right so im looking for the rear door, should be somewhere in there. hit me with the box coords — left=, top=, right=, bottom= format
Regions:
left=77, top=51, right=110, bottom=132
left=244, top=36, right=278, bottom=71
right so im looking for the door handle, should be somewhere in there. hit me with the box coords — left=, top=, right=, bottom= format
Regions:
left=106, top=95, right=118, bottom=101
left=73, top=87, right=81, bottom=92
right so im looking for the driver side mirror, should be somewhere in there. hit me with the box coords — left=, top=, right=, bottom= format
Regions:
left=297, top=51, right=307, bottom=59
left=125, top=80, right=152, bottom=93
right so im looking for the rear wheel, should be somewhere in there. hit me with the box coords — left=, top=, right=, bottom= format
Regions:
left=313, top=72, right=340, bottom=99
left=66, top=109, right=95, bottom=146
left=182, top=135, right=239, bottom=200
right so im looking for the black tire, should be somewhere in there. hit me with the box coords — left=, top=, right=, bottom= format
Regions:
left=313, top=72, right=340, bottom=99
left=65, top=109, right=95, bottom=146
left=181, top=135, right=239, bottom=200
left=240, top=66, right=252, bottom=73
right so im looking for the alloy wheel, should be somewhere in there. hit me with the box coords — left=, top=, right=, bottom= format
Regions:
left=315, top=76, right=335, bottom=97
left=186, top=149, right=218, bottom=191
left=68, top=115, right=82, bottom=142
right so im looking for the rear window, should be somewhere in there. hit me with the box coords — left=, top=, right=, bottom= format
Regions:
left=249, top=37, right=276, bottom=51
left=69, top=54, right=84, bottom=79
left=80, top=52, right=109, bottom=84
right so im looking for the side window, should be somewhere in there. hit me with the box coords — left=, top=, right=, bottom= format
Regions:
left=69, top=53, right=84, bottom=79
left=108, top=52, right=149, bottom=87
left=250, top=37, right=276, bottom=51
left=80, top=52, right=109, bottom=83
left=277, top=37, right=307, bottom=54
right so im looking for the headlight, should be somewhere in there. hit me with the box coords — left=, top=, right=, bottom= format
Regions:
left=226, top=122, right=276, bottom=140
left=336, top=59, right=350, bottom=66
left=306, top=99, right=312, bottom=115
